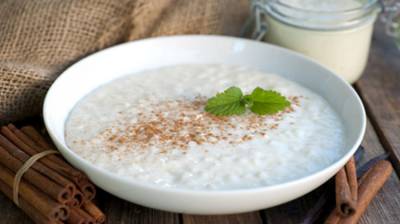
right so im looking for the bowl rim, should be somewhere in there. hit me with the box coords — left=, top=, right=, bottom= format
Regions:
left=43, top=34, right=366, bottom=195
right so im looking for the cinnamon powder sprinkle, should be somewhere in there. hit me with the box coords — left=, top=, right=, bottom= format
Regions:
left=100, top=96, right=300, bottom=152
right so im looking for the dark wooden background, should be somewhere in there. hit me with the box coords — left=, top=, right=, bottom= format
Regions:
left=1, top=22, right=400, bottom=224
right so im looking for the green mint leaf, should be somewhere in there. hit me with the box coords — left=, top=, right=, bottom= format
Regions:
left=248, top=87, right=291, bottom=115
left=205, top=86, right=246, bottom=116
left=205, top=86, right=291, bottom=116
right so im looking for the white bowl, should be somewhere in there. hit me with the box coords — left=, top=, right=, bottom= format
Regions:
left=43, top=35, right=366, bottom=214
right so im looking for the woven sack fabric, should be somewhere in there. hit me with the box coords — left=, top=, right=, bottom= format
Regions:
left=0, top=0, right=249, bottom=122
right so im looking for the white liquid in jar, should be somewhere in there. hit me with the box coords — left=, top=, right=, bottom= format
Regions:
left=264, top=0, right=377, bottom=83
left=282, top=0, right=363, bottom=11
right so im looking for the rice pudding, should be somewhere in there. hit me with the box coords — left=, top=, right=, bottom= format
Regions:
left=65, top=64, right=346, bottom=190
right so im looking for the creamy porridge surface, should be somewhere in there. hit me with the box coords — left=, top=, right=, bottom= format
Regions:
left=65, top=64, right=346, bottom=190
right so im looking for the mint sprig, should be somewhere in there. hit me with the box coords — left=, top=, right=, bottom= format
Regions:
left=204, top=87, right=246, bottom=116
left=205, top=86, right=290, bottom=116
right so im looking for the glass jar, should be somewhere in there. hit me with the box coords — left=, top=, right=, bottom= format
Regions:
left=247, top=0, right=382, bottom=83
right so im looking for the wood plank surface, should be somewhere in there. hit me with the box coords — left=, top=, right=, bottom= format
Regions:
left=261, top=185, right=331, bottom=224
left=182, top=212, right=263, bottom=224
left=355, top=22, right=400, bottom=173
left=98, top=190, right=180, bottom=224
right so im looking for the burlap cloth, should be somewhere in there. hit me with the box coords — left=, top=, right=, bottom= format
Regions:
left=0, top=0, right=249, bottom=123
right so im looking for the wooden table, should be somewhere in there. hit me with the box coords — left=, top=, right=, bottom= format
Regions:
left=1, top=23, right=400, bottom=224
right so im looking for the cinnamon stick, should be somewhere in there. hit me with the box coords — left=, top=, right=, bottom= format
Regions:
left=334, top=169, right=356, bottom=216
left=1, top=126, right=85, bottom=186
left=345, top=157, right=357, bottom=203
left=340, top=160, right=393, bottom=224
left=21, top=126, right=53, bottom=150
left=83, top=201, right=106, bottom=224
left=0, top=179, right=59, bottom=224
left=1, top=125, right=94, bottom=202
left=0, top=164, right=69, bottom=221
left=356, top=153, right=389, bottom=178
left=0, top=124, right=106, bottom=224
left=21, top=125, right=54, bottom=152
left=67, top=207, right=96, bottom=224
left=0, top=145, right=72, bottom=204
left=75, top=207, right=96, bottom=224
left=335, top=157, right=357, bottom=217
left=67, top=190, right=84, bottom=207
left=78, top=180, right=96, bottom=201
left=9, top=125, right=72, bottom=169
left=0, top=134, right=76, bottom=196
left=67, top=208, right=86, bottom=224
left=6, top=125, right=96, bottom=201
left=325, top=160, right=393, bottom=223
left=18, top=125, right=96, bottom=201
left=301, top=147, right=365, bottom=224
